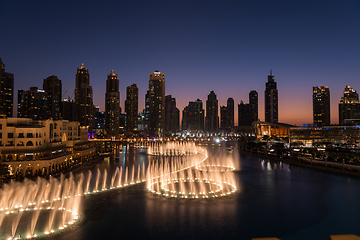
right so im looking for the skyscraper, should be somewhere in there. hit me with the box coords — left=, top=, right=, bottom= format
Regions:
left=220, top=106, right=228, bottom=130
left=18, top=87, right=47, bottom=120
left=148, top=71, right=165, bottom=136
left=339, top=85, right=360, bottom=125
left=313, top=86, right=330, bottom=127
left=125, top=84, right=138, bottom=132
left=165, top=95, right=180, bottom=132
left=249, top=90, right=258, bottom=122
left=43, top=75, right=62, bottom=120
left=182, top=99, right=204, bottom=131
left=105, top=70, right=120, bottom=136
left=0, top=58, right=14, bottom=117
left=227, top=98, right=234, bottom=130
left=265, top=70, right=278, bottom=123
left=205, top=91, right=219, bottom=132
left=238, top=101, right=251, bottom=126
left=75, top=63, right=93, bottom=129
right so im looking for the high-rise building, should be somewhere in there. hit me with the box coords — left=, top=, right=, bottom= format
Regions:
left=43, top=75, right=62, bottom=120
left=238, top=90, right=258, bottom=127
left=125, top=84, right=138, bottom=132
left=18, top=87, right=47, bottom=120
left=61, top=99, right=75, bottom=121
left=226, top=98, right=234, bottom=130
left=148, top=71, right=165, bottom=136
left=144, top=90, right=149, bottom=130
left=17, top=90, right=25, bottom=118
left=249, top=90, right=258, bottom=122
left=0, top=58, right=14, bottom=117
left=238, top=101, right=251, bottom=126
left=220, top=106, right=228, bottom=130
left=105, top=70, right=120, bottom=136
left=265, top=70, right=278, bottom=123
left=205, top=91, right=219, bottom=132
left=313, top=86, right=330, bottom=127
left=165, top=95, right=180, bottom=132
left=339, top=85, right=360, bottom=125
left=75, top=63, right=93, bottom=129
left=182, top=99, right=204, bottom=131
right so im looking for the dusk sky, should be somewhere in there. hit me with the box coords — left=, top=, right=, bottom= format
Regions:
left=1, top=0, right=359, bottom=126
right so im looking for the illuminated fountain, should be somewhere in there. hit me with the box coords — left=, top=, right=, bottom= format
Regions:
left=147, top=141, right=201, bottom=156
left=0, top=141, right=238, bottom=239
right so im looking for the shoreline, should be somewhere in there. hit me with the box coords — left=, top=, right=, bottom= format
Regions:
left=240, top=147, right=360, bottom=178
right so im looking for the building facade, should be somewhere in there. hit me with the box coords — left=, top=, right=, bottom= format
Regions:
left=165, top=95, right=180, bottom=133
left=313, top=86, right=330, bottom=127
left=0, top=58, right=14, bottom=117
left=75, top=63, right=93, bottom=129
left=205, top=91, right=219, bottom=132
left=265, top=70, right=278, bottom=123
left=105, top=70, right=120, bottom=136
left=125, top=84, right=138, bottom=132
left=339, top=85, right=360, bottom=125
left=43, top=75, right=62, bottom=120
left=148, top=71, right=165, bottom=136
left=249, top=90, right=258, bottom=122
left=182, top=99, right=204, bottom=131
left=17, top=87, right=48, bottom=120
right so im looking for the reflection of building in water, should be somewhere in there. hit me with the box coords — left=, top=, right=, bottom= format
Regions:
left=0, top=117, right=97, bottom=176
left=253, top=121, right=293, bottom=139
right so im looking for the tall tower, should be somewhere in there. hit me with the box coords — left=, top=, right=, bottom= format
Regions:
left=165, top=95, right=179, bottom=132
left=43, top=75, right=62, bottom=120
left=75, top=63, right=93, bottom=129
left=338, top=85, right=360, bottom=125
left=0, top=58, right=14, bottom=117
left=105, top=70, right=120, bottom=136
left=249, top=90, right=258, bottom=122
left=148, top=70, right=165, bottom=136
left=205, top=91, right=219, bottom=132
left=182, top=99, right=204, bottom=131
left=313, top=86, right=330, bottom=127
left=125, top=84, right=138, bottom=132
left=264, top=70, right=278, bottom=123
left=227, top=98, right=234, bottom=130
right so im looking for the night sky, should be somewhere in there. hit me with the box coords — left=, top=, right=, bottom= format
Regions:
left=1, top=0, right=359, bottom=126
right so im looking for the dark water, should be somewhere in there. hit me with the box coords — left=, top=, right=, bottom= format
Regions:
left=55, top=144, right=360, bottom=240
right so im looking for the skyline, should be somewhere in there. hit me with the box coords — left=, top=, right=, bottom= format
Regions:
left=1, top=0, right=359, bottom=126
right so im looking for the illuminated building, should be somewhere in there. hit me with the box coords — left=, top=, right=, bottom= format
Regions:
left=43, top=75, right=62, bottom=120
left=253, top=121, right=293, bottom=139
left=148, top=71, right=165, bottom=136
left=165, top=95, right=179, bottom=132
left=220, top=106, right=227, bottom=130
left=249, top=90, right=258, bottom=122
left=313, top=86, right=330, bottom=127
left=105, top=70, right=120, bottom=136
left=0, top=58, right=14, bottom=117
left=75, top=63, right=93, bottom=129
left=17, top=87, right=47, bottom=120
left=338, top=85, right=360, bottom=125
left=205, top=91, right=219, bottom=132
left=182, top=99, right=204, bottom=131
left=265, top=70, right=278, bottom=123
left=125, top=84, right=138, bottom=132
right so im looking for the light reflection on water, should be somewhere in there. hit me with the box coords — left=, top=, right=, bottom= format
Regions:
left=52, top=142, right=360, bottom=240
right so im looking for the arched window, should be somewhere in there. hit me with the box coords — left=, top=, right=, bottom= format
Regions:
left=17, top=141, right=24, bottom=146
left=26, top=141, right=34, bottom=146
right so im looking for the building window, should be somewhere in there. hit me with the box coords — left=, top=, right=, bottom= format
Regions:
left=18, top=133, right=24, bottom=138
left=27, top=133, right=33, bottom=138
left=8, top=133, right=13, bottom=138
left=26, top=141, right=33, bottom=146
left=0, top=124, right=2, bottom=129
left=0, top=133, right=2, bottom=138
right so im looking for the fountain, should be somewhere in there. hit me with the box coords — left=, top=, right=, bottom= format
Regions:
left=0, top=141, right=238, bottom=239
